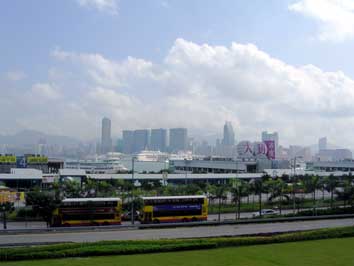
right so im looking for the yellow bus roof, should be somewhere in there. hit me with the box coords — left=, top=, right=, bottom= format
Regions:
left=62, top=197, right=121, bottom=202
left=141, top=195, right=206, bottom=200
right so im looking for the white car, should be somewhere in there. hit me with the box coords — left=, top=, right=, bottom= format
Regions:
left=252, top=209, right=279, bottom=218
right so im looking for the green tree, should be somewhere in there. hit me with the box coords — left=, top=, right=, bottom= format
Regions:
left=0, top=202, right=14, bottom=229
left=324, top=175, right=338, bottom=209
left=214, top=184, right=228, bottom=222
left=26, top=189, right=62, bottom=227
left=231, top=179, right=250, bottom=219
left=266, top=178, right=288, bottom=215
left=251, top=177, right=267, bottom=217
left=336, top=179, right=354, bottom=208
left=303, top=175, right=320, bottom=215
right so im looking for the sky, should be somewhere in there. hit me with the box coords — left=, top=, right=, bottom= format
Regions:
left=2, top=0, right=354, bottom=148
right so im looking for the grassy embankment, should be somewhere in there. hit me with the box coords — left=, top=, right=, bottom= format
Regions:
left=2, top=226, right=354, bottom=262
left=1, top=236, right=354, bottom=266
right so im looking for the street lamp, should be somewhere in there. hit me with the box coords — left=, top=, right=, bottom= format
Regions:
left=234, top=158, right=239, bottom=220
left=163, top=160, right=169, bottom=186
left=184, top=159, right=188, bottom=185
left=131, top=156, right=135, bottom=225
left=2, top=205, right=6, bottom=230
left=291, top=156, right=302, bottom=214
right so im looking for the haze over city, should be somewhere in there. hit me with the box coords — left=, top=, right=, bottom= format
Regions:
left=4, top=1, right=354, bottom=265
left=2, top=0, right=354, bottom=148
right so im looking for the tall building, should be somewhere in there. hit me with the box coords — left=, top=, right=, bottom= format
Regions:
left=101, top=117, right=112, bottom=154
left=169, top=128, right=188, bottom=152
left=122, top=130, right=134, bottom=154
left=133, top=129, right=150, bottom=153
left=222, top=121, right=235, bottom=146
left=150, top=128, right=167, bottom=152
left=319, top=137, right=327, bottom=151
left=261, top=131, right=279, bottom=158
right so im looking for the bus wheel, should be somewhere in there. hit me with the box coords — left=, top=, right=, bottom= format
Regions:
left=182, top=218, right=188, bottom=223
left=63, top=223, right=70, bottom=227
left=153, top=219, right=160, bottom=224
left=103, top=221, right=110, bottom=226
left=92, top=222, right=100, bottom=227
left=191, top=217, right=197, bottom=222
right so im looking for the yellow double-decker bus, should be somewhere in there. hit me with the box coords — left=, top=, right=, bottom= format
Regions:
left=51, top=197, right=122, bottom=227
left=141, top=195, right=208, bottom=224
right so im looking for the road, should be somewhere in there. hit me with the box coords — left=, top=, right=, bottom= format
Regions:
left=2, top=218, right=354, bottom=246
left=0, top=209, right=318, bottom=230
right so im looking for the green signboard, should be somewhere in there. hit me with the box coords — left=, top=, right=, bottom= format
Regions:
left=0, top=156, right=17, bottom=164
left=27, top=156, right=48, bottom=164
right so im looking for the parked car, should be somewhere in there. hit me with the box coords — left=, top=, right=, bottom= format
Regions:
left=121, top=211, right=140, bottom=221
left=252, top=209, right=279, bottom=218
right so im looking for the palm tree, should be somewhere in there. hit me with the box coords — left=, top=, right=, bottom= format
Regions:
left=266, top=178, right=288, bottom=215
left=324, top=175, right=338, bottom=209
left=336, top=178, right=354, bottom=208
left=231, top=179, right=250, bottom=219
left=214, top=184, right=228, bottom=222
left=303, top=175, right=320, bottom=215
left=251, top=176, right=267, bottom=217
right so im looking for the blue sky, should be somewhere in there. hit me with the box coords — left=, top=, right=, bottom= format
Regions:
left=1, top=0, right=353, bottom=76
left=2, top=0, right=354, bottom=147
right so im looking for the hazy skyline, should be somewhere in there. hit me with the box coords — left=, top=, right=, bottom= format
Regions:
left=2, top=0, right=354, bottom=148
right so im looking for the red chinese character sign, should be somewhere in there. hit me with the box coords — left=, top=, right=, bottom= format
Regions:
left=264, top=140, right=275, bottom=160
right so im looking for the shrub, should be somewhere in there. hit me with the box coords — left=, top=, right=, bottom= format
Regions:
left=1, top=226, right=354, bottom=261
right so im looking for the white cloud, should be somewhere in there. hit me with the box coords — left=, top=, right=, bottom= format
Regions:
left=5, top=70, right=26, bottom=81
left=4, top=39, right=354, bottom=147
left=31, top=83, right=61, bottom=100
left=76, top=0, right=119, bottom=15
left=289, top=0, right=354, bottom=42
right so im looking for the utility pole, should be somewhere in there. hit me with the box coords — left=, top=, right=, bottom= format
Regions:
left=292, top=157, right=297, bottom=215
left=131, top=157, right=135, bottom=225
left=2, top=206, right=6, bottom=230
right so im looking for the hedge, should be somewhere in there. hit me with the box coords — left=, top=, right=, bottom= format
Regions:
left=2, top=226, right=354, bottom=261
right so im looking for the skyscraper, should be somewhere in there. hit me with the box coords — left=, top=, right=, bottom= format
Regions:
left=319, top=137, right=327, bottom=151
left=222, top=121, right=235, bottom=146
left=169, top=128, right=188, bottom=152
left=261, top=131, right=279, bottom=158
left=101, top=117, right=112, bottom=154
left=122, top=130, right=134, bottom=154
left=150, top=128, right=167, bottom=151
left=133, top=129, right=150, bottom=153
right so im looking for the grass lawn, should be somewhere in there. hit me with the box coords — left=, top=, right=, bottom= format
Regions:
left=2, top=237, right=354, bottom=266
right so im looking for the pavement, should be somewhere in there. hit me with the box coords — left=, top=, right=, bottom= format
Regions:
left=1, top=217, right=354, bottom=246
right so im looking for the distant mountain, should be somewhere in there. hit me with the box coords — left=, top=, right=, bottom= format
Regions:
left=0, top=130, right=81, bottom=146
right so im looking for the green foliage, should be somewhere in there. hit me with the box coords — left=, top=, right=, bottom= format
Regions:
left=2, top=225, right=354, bottom=261
left=26, top=190, right=61, bottom=225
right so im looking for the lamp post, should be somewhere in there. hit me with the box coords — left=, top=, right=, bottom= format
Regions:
left=235, top=158, right=239, bottom=220
left=2, top=205, right=6, bottom=230
left=131, top=156, right=135, bottom=225
left=184, top=159, right=188, bottom=185
left=291, top=156, right=302, bottom=215
left=163, top=160, right=168, bottom=186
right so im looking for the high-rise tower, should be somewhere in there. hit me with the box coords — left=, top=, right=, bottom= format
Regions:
left=101, top=117, right=112, bottom=154
left=222, top=121, right=235, bottom=146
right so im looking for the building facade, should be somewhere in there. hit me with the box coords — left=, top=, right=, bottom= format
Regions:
left=222, top=121, right=235, bottom=146
left=150, top=128, right=167, bottom=152
left=261, top=131, right=279, bottom=158
left=101, top=117, right=112, bottom=154
left=122, top=130, right=134, bottom=154
left=169, top=128, right=188, bottom=152
left=133, top=129, right=150, bottom=153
